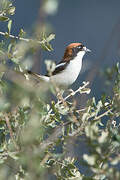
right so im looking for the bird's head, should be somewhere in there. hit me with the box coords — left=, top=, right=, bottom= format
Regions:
left=62, top=43, right=91, bottom=62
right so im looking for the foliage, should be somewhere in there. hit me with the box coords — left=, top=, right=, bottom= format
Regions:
left=0, top=1, right=120, bottom=180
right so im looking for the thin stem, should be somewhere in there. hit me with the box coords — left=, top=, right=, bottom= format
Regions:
left=94, top=109, right=112, bottom=121
left=63, top=82, right=90, bottom=102
left=5, top=114, right=19, bottom=150
left=0, top=31, right=55, bottom=45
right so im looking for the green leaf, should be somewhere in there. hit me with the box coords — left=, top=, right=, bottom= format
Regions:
left=41, top=43, right=53, bottom=51
left=8, top=20, right=12, bottom=34
left=7, top=6, right=15, bottom=15
left=19, top=28, right=26, bottom=38
left=11, top=57, right=19, bottom=64
left=46, top=33, right=55, bottom=42
left=0, top=16, right=9, bottom=21
left=0, top=159, right=4, bottom=164
left=0, top=72, right=5, bottom=80
left=4, top=32, right=9, bottom=38
left=83, top=154, right=96, bottom=166
left=46, top=43, right=53, bottom=51
left=8, top=152, right=18, bottom=160
left=116, top=62, right=120, bottom=73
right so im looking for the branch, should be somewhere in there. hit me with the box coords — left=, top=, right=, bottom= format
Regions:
left=0, top=31, right=55, bottom=46
left=45, top=82, right=90, bottom=121
left=94, top=109, right=112, bottom=121
left=63, top=81, right=90, bottom=102
left=38, top=121, right=71, bottom=153
left=5, top=114, right=19, bottom=150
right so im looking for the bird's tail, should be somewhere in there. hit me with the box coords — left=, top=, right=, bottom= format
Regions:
left=26, top=70, right=50, bottom=82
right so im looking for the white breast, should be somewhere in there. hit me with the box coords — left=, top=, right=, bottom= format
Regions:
left=50, top=51, right=85, bottom=86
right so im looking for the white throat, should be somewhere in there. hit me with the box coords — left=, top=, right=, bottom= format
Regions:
left=76, top=51, right=86, bottom=60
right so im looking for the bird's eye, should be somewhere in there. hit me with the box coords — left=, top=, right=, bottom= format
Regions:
left=77, top=45, right=84, bottom=50
left=72, top=45, right=84, bottom=54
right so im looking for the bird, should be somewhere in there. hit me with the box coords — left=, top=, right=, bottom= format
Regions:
left=27, top=43, right=91, bottom=87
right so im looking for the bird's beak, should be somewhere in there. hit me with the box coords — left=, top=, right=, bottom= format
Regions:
left=86, top=48, right=91, bottom=52
left=83, top=47, right=91, bottom=52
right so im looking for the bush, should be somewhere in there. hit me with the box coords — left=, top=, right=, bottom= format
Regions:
left=0, top=1, right=120, bottom=179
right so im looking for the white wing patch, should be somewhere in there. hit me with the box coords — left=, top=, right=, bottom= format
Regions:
left=55, top=62, right=66, bottom=69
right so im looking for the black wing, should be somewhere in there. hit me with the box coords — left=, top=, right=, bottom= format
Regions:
left=52, top=61, right=69, bottom=76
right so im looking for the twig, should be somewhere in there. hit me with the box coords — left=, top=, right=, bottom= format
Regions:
left=63, top=81, right=90, bottom=102
left=42, top=107, right=112, bottom=152
left=94, top=109, right=112, bottom=121
left=5, top=114, right=19, bottom=150
left=0, top=31, right=55, bottom=45
left=44, top=82, right=90, bottom=122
